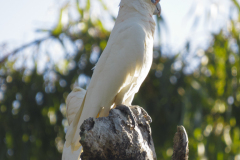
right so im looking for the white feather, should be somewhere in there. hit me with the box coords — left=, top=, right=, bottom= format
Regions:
left=62, top=87, right=86, bottom=160
left=64, top=0, right=157, bottom=156
left=66, top=87, right=86, bottom=125
left=62, top=143, right=82, bottom=160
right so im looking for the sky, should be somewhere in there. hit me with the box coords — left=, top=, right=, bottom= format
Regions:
left=0, top=0, right=56, bottom=47
left=0, top=0, right=195, bottom=50
left=0, top=0, right=233, bottom=56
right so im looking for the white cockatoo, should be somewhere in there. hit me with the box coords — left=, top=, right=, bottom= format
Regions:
left=62, top=0, right=161, bottom=159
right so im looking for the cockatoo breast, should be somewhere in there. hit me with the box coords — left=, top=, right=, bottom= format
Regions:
left=114, top=0, right=156, bottom=81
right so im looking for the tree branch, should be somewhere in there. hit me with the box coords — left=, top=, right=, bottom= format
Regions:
left=0, top=36, right=51, bottom=64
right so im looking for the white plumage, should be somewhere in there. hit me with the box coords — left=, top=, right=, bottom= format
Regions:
left=62, top=0, right=160, bottom=159
left=66, top=87, right=86, bottom=125
left=62, top=87, right=86, bottom=160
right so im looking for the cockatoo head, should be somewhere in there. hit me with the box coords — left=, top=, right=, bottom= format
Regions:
left=120, top=0, right=161, bottom=17
left=151, top=0, right=161, bottom=16
left=140, top=0, right=161, bottom=16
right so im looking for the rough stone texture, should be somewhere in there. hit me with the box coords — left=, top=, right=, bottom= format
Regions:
left=172, top=126, right=189, bottom=160
left=79, top=105, right=157, bottom=160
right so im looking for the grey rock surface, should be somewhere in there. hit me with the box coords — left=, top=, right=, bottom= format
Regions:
left=79, top=105, right=157, bottom=160
left=172, top=126, right=189, bottom=160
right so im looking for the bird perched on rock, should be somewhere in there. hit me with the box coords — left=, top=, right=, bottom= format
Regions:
left=62, top=0, right=161, bottom=159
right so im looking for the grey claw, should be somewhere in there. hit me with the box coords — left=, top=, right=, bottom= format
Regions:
left=139, top=107, right=152, bottom=123
left=115, top=105, right=136, bottom=129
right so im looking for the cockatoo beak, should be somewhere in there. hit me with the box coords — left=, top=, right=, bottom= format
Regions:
left=153, top=3, right=161, bottom=17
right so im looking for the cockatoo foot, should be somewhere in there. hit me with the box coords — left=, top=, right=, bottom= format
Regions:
left=138, top=106, right=152, bottom=123
left=96, top=107, right=105, bottom=118
left=115, top=105, right=136, bottom=129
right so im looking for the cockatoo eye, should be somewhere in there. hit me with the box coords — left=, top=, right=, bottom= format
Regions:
left=151, top=0, right=160, bottom=5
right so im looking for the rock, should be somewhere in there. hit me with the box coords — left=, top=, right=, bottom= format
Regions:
left=79, top=105, right=157, bottom=160
left=172, top=126, right=189, bottom=160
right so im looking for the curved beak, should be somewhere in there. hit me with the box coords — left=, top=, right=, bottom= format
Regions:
left=153, top=3, right=161, bottom=17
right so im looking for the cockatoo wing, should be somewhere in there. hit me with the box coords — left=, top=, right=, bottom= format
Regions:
left=62, top=87, right=86, bottom=160
left=66, top=23, right=149, bottom=151
left=66, top=87, right=86, bottom=125
left=62, top=143, right=81, bottom=160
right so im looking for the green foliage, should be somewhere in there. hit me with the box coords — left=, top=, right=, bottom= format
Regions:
left=1, top=0, right=240, bottom=159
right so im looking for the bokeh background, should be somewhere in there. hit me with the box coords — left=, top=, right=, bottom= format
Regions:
left=0, top=0, right=240, bottom=159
